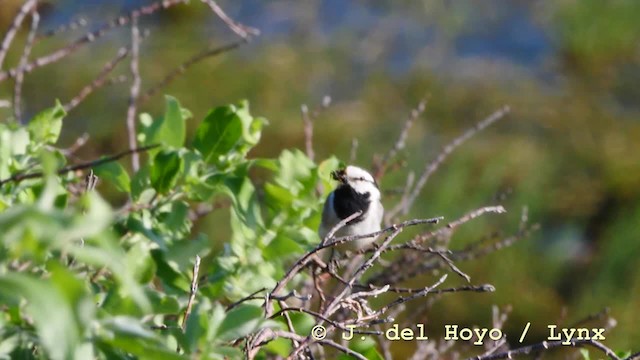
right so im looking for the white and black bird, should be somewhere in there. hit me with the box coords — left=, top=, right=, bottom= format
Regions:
left=318, top=165, right=384, bottom=253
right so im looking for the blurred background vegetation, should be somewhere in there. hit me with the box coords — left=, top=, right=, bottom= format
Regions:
left=1, top=0, right=639, bottom=353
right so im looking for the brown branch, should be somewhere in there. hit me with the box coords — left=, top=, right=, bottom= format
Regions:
left=350, top=138, right=359, bottom=163
left=180, top=255, right=201, bottom=329
left=374, top=97, right=428, bottom=180
left=301, top=104, right=314, bottom=161
left=368, top=206, right=508, bottom=286
left=467, top=339, right=622, bottom=360
left=374, top=274, right=447, bottom=317
left=265, top=215, right=442, bottom=318
left=63, top=47, right=130, bottom=112
left=13, top=5, right=39, bottom=123
left=138, top=39, right=246, bottom=104
left=300, top=96, right=331, bottom=162
left=200, top=0, right=260, bottom=39
left=126, top=15, right=142, bottom=171
left=36, top=17, right=88, bottom=41
left=385, top=105, right=510, bottom=223
left=322, top=211, right=362, bottom=245
left=288, top=227, right=408, bottom=358
left=432, top=249, right=471, bottom=282
left=0, top=144, right=160, bottom=187
left=271, top=307, right=381, bottom=335
left=226, top=287, right=266, bottom=311
left=0, top=0, right=37, bottom=70
left=0, top=0, right=187, bottom=83
left=357, top=283, right=495, bottom=295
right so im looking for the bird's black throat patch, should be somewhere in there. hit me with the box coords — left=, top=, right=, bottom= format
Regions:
left=333, top=185, right=370, bottom=224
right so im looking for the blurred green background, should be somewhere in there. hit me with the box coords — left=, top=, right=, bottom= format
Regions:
left=1, top=0, right=639, bottom=353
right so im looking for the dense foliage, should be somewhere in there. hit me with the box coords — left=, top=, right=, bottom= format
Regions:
left=0, top=97, right=343, bottom=359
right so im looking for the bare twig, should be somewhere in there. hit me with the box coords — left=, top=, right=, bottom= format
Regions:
left=568, top=307, right=610, bottom=328
left=374, top=97, right=428, bottom=180
left=288, top=227, right=414, bottom=358
left=432, top=249, right=471, bottom=282
left=13, top=6, right=39, bottom=122
left=375, top=274, right=447, bottom=316
left=301, top=104, right=314, bottom=161
left=37, top=17, right=88, bottom=41
left=357, top=283, right=495, bottom=295
left=0, top=144, right=159, bottom=186
left=369, top=206, right=507, bottom=286
left=200, top=0, right=260, bottom=39
left=272, top=307, right=381, bottom=335
left=138, top=39, right=246, bottom=104
left=386, top=106, right=510, bottom=223
left=60, top=133, right=90, bottom=156
left=322, top=211, right=362, bottom=245
left=126, top=16, right=142, bottom=171
left=180, top=255, right=201, bottom=329
left=467, top=339, right=622, bottom=360
left=0, top=0, right=38, bottom=70
left=350, top=138, right=359, bottom=163
left=63, top=47, right=130, bottom=112
left=266, top=215, right=442, bottom=317
left=226, top=287, right=266, bottom=311
left=0, top=0, right=188, bottom=83
left=300, top=96, right=331, bottom=162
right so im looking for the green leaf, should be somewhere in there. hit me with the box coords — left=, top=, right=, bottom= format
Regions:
left=579, top=349, right=590, bottom=360
left=0, top=273, right=85, bottom=360
left=100, top=317, right=186, bottom=360
left=150, top=150, right=184, bottom=194
left=28, top=100, right=66, bottom=145
left=130, top=165, right=152, bottom=201
left=263, top=233, right=303, bottom=260
left=94, top=161, right=131, bottom=193
left=158, top=95, right=186, bottom=148
left=216, top=304, right=265, bottom=342
left=139, top=96, right=188, bottom=151
left=193, top=105, right=243, bottom=164
left=126, top=242, right=157, bottom=283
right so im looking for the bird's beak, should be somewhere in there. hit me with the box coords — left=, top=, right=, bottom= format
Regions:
left=331, top=169, right=347, bottom=183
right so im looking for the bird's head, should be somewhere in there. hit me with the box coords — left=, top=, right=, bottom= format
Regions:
left=331, top=165, right=380, bottom=199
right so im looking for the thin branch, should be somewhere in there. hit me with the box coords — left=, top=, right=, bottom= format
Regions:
left=63, top=47, right=130, bottom=112
left=180, top=255, right=201, bottom=329
left=357, top=283, right=495, bottom=295
left=13, top=5, right=39, bottom=123
left=369, top=206, right=508, bottom=286
left=36, top=17, right=88, bottom=41
left=322, top=211, right=362, bottom=245
left=138, top=39, right=246, bottom=104
left=126, top=16, right=142, bottom=171
left=301, top=104, right=314, bottom=161
left=386, top=106, right=510, bottom=222
left=374, top=97, right=428, bottom=180
left=432, top=249, right=471, bottom=282
left=200, top=0, right=260, bottom=39
left=374, top=274, right=447, bottom=316
left=265, top=215, right=442, bottom=317
left=271, top=307, right=381, bottom=336
left=350, top=138, right=359, bottom=163
left=226, top=287, right=266, bottom=311
left=0, top=144, right=159, bottom=186
left=467, top=339, right=622, bottom=360
left=0, top=0, right=37, bottom=70
left=288, top=227, right=409, bottom=358
left=300, top=96, right=331, bottom=162
left=0, top=0, right=188, bottom=83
